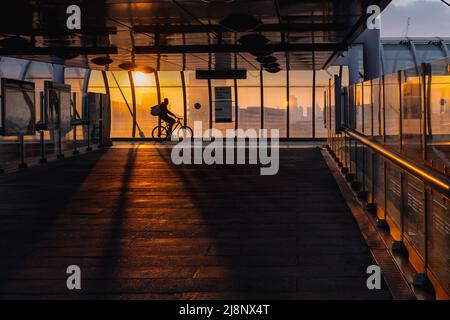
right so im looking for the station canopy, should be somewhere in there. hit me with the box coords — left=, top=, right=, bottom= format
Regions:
left=0, top=0, right=391, bottom=71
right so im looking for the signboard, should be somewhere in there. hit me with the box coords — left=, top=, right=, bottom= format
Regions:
left=0, top=78, right=36, bottom=136
left=44, top=81, right=72, bottom=133
left=214, top=86, right=232, bottom=123
left=84, top=92, right=111, bottom=146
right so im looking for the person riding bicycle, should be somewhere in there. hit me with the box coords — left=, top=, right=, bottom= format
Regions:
left=158, top=98, right=177, bottom=133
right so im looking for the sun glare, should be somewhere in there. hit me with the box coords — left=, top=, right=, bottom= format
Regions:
left=133, top=72, right=152, bottom=86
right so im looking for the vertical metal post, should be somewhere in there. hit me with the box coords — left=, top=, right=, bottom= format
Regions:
left=128, top=71, right=137, bottom=139
left=234, top=78, right=239, bottom=131
left=155, top=71, right=162, bottom=128
left=312, top=68, right=316, bottom=139
left=72, top=92, right=79, bottom=155
left=56, top=128, right=64, bottom=159
left=423, top=187, right=429, bottom=273
left=39, top=92, right=47, bottom=163
left=381, top=75, right=386, bottom=144
left=180, top=71, right=187, bottom=127
left=398, top=70, right=403, bottom=151
left=234, top=44, right=239, bottom=131
left=53, top=65, right=65, bottom=159
left=101, top=70, right=111, bottom=147
left=18, top=135, right=26, bottom=168
left=82, top=69, right=91, bottom=150
left=260, top=68, right=264, bottom=130
left=421, top=63, right=430, bottom=162
left=286, top=54, right=290, bottom=138
left=371, top=80, right=374, bottom=137
left=208, top=78, right=213, bottom=130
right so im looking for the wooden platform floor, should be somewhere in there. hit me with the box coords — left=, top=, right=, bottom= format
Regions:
left=0, top=145, right=393, bottom=299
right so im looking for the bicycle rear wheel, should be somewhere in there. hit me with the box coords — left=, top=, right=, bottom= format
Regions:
left=152, top=125, right=169, bottom=142
left=176, top=125, right=193, bottom=140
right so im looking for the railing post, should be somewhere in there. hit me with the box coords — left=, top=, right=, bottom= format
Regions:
left=18, top=135, right=27, bottom=169
left=376, top=160, right=390, bottom=230
left=39, top=91, right=47, bottom=164
left=72, top=92, right=80, bottom=155
left=398, top=70, right=403, bottom=152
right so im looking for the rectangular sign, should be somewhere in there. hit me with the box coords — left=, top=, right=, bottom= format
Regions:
left=43, top=81, right=72, bottom=133
left=196, top=69, right=247, bottom=80
left=214, top=87, right=232, bottom=123
left=0, top=78, right=36, bottom=136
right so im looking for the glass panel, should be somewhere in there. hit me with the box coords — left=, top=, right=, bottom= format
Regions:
left=264, top=71, right=286, bottom=137
left=401, top=69, right=423, bottom=162
left=355, top=83, right=363, bottom=133
left=65, top=68, right=87, bottom=148
left=185, top=71, right=210, bottom=135
left=386, top=163, right=402, bottom=231
left=159, top=71, right=185, bottom=128
left=24, top=61, right=53, bottom=160
left=428, top=58, right=450, bottom=175
left=107, top=72, right=134, bottom=138
left=133, top=72, right=158, bottom=138
left=289, top=70, right=329, bottom=138
left=372, top=78, right=382, bottom=140
left=383, top=73, right=400, bottom=151
left=404, top=174, right=425, bottom=256
left=427, top=190, right=450, bottom=297
left=238, top=71, right=261, bottom=132
left=363, top=81, right=372, bottom=135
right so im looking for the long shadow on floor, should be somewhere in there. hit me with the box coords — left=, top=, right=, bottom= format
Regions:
left=154, top=146, right=392, bottom=299
left=0, top=150, right=107, bottom=288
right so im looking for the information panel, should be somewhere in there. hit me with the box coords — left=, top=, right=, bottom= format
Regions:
left=214, top=86, right=232, bottom=123
left=0, top=78, right=36, bottom=136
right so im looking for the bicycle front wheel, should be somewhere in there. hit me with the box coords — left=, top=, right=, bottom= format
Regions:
left=152, top=125, right=169, bottom=142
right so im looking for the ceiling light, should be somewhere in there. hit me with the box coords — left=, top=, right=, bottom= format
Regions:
left=91, top=56, right=113, bottom=66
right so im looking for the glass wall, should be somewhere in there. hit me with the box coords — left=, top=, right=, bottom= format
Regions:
left=263, top=71, right=286, bottom=137
left=383, top=73, right=400, bottom=151
left=185, top=71, right=210, bottom=134
left=237, top=71, right=261, bottom=132
left=328, top=57, right=450, bottom=298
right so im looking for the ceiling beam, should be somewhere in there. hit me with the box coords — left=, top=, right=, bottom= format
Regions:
left=135, top=43, right=346, bottom=54
left=0, top=46, right=118, bottom=56
left=0, top=28, right=117, bottom=36
left=133, top=23, right=348, bottom=35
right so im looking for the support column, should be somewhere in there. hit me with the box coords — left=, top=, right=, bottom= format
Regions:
left=348, top=47, right=360, bottom=85
left=363, top=29, right=381, bottom=81
left=53, top=64, right=65, bottom=158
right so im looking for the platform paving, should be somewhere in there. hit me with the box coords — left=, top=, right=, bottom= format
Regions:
left=0, top=145, right=393, bottom=299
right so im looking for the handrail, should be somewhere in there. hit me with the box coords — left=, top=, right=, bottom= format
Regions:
left=344, top=128, right=450, bottom=197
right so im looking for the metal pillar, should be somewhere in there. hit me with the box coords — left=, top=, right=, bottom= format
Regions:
left=348, top=47, right=360, bottom=85
left=180, top=71, right=187, bottom=127
left=286, top=53, right=290, bottom=138
left=53, top=64, right=65, bottom=159
left=128, top=71, right=137, bottom=139
left=101, top=70, right=111, bottom=147
left=260, top=68, right=264, bottom=130
left=155, top=71, right=162, bottom=128
left=363, top=29, right=381, bottom=81
left=208, top=78, right=213, bottom=130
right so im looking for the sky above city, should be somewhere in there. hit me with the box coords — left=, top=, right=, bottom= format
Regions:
left=381, top=0, right=450, bottom=37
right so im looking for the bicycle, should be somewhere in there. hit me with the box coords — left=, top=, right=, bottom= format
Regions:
left=151, top=117, right=193, bottom=142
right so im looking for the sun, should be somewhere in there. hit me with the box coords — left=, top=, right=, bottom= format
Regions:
left=133, top=72, right=152, bottom=86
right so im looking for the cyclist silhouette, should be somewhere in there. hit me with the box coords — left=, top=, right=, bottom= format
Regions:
left=158, top=98, right=176, bottom=133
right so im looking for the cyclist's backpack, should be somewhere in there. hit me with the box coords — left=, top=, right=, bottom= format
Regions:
left=150, top=104, right=161, bottom=116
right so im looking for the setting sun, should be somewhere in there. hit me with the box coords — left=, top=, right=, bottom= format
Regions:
left=133, top=71, right=152, bottom=86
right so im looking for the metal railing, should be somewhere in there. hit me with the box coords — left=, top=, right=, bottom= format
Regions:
left=325, top=58, right=450, bottom=299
